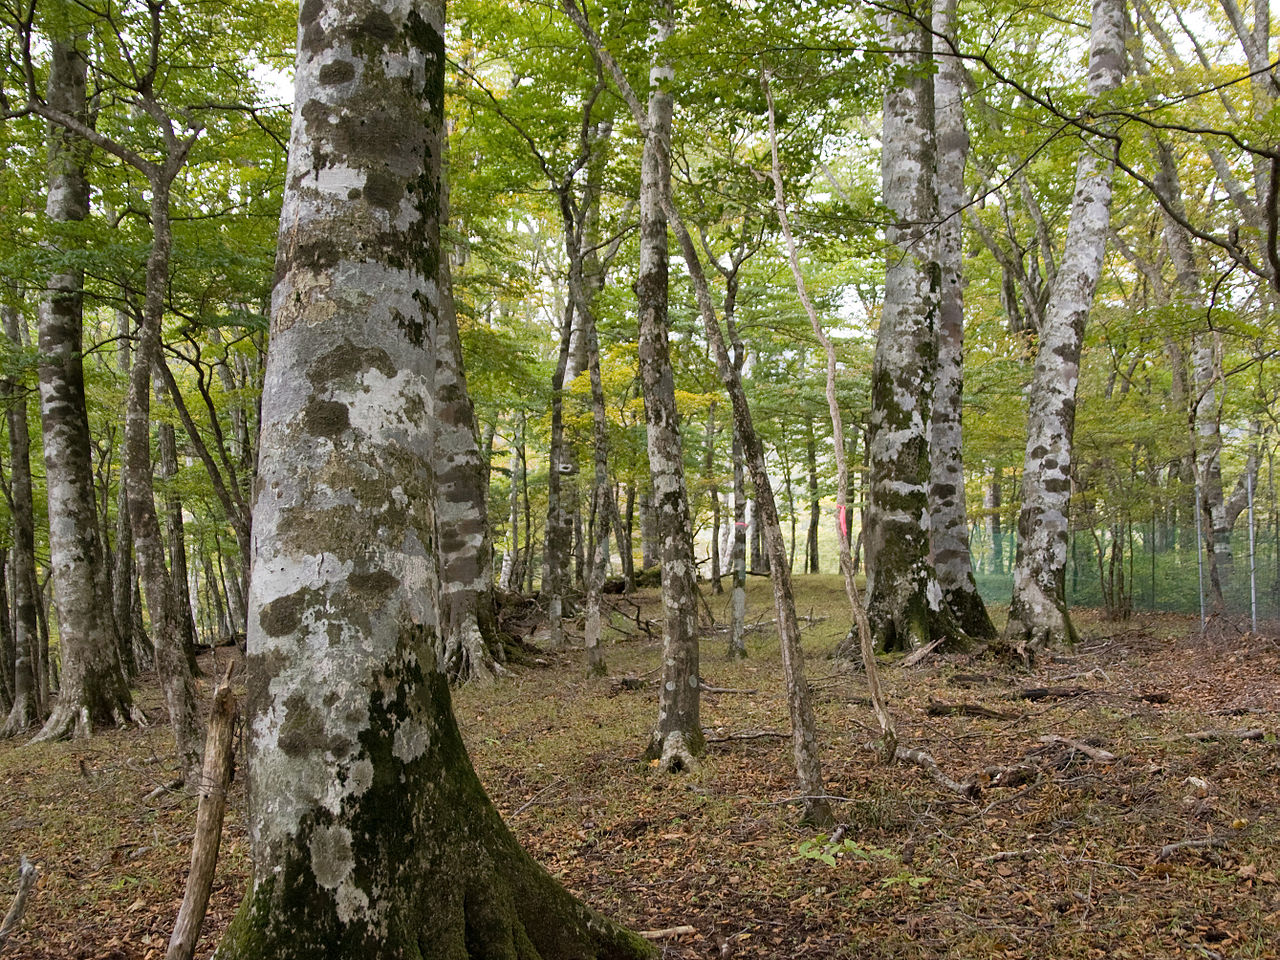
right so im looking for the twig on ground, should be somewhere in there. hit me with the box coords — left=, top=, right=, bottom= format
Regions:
left=1185, top=729, right=1265, bottom=741
left=1156, top=837, right=1228, bottom=862
left=1038, top=735, right=1118, bottom=763
left=703, top=729, right=786, bottom=743
left=512, top=776, right=565, bottom=817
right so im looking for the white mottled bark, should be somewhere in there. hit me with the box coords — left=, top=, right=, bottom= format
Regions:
left=633, top=0, right=702, bottom=770
left=218, top=4, right=651, bottom=956
left=1004, top=0, right=1124, bottom=656
left=865, top=1, right=961, bottom=652
left=929, top=0, right=995, bottom=639
left=434, top=256, right=504, bottom=685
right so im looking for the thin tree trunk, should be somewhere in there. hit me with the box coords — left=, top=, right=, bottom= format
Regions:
left=806, top=421, right=820, bottom=575
left=543, top=298, right=576, bottom=648
left=2, top=302, right=42, bottom=736
left=32, top=35, right=134, bottom=742
left=1003, top=0, right=1124, bottom=658
left=633, top=0, right=702, bottom=771
left=707, top=403, right=722, bottom=593
left=761, top=69, right=896, bottom=752
left=124, top=182, right=200, bottom=780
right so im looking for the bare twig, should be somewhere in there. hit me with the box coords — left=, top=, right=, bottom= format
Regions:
left=512, top=777, right=565, bottom=817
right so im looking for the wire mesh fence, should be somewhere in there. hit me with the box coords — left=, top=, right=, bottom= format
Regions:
left=971, top=518, right=1280, bottom=628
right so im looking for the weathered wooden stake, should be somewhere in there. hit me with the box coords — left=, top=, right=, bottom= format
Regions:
left=166, top=665, right=237, bottom=960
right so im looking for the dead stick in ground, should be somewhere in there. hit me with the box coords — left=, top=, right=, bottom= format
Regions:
left=166, top=664, right=238, bottom=960
left=0, top=856, right=37, bottom=952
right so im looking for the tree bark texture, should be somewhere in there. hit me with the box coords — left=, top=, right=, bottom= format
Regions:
left=928, top=0, right=996, bottom=639
left=635, top=0, right=702, bottom=772
left=217, top=4, right=652, bottom=957
left=32, top=36, right=134, bottom=742
left=125, top=182, right=200, bottom=780
left=865, top=2, right=962, bottom=653
left=433, top=256, right=505, bottom=685
left=1003, top=0, right=1124, bottom=656
left=1, top=303, right=41, bottom=737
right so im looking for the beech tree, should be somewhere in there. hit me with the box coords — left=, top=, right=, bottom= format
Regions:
left=864, top=0, right=964, bottom=652
left=28, top=31, right=135, bottom=741
left=1002, top=0, right=1124, bottom=656
left=216, top=1, right=651, bottom=955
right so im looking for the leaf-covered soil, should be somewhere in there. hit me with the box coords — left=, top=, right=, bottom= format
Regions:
left=2, top=575, right=1278, bottom=959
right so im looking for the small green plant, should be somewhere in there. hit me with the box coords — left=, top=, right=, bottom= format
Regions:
left=880, top=869, right=932, bottom=889
left=795, top=834, right=895, bottom=868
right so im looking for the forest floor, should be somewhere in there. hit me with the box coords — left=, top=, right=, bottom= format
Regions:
left=1, top=574, right=1278, bottom=959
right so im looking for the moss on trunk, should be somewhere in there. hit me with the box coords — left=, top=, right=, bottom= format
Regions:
left=218, top=637, right=652, bottom=960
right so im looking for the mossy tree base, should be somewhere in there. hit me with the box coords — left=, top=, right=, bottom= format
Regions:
left=642, top=728, right=703, bottom=774
left=996, top=604, right=1078, bottom=666
left=217, top=661, right=653, bottom=960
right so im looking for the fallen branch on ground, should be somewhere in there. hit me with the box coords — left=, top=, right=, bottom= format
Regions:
left=1038, top=735, right=1117, bottom=763
left=862, top=741, right=979, bottom=798
left=700, top=683, right=758, bottom=695
left=926, top=700, right=1022, bottom=720
left=1185, top=729, right=1265, bottom=741
left=0, top=856, right=37, bottom=952
left=703, top=729, right=786, bottom=743
left=1012, top=686, right=1095, bottom=702
left=639, top=926, right=696, bottom=940
left=1157, top=837, right=1228, bottom=862
left=901, top=638, right=943, bottom=667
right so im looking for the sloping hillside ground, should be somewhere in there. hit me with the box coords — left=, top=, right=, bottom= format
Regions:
left=2, top=575, right=1277, bottom=959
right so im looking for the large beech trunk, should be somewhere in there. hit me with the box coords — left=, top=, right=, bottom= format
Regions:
left=1003, top=0, right=1123, bottom=656
left=929, top=0, right=995, bottom=640
left=216, top=4, right=651, bottom=956
left=865, top=2, right=964, bottom=653
left=32, top=36, right=133, bottom=742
